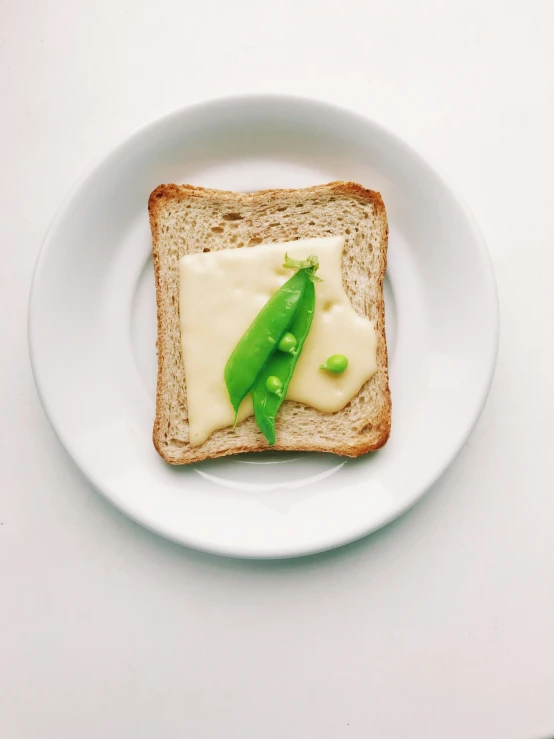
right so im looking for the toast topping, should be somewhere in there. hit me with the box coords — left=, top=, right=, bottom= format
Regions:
left=179, top=237, right=377, bottom=446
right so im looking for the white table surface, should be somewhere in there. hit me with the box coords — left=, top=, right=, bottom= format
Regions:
left=2, top=1, right=554, bottom=737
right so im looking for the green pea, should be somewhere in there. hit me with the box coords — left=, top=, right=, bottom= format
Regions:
left=224, top=254, right=320, bottom=421
left=224, top=268, right=307, bottom=417
left=265, top=376, right=283, bottom=395
left=253, top=279, right=316, bottom=445
left=320, top=354, right=348, bottom=374
left=226, top=253, right=321, bottom=442
left=277, top=332, right=297, bottom=354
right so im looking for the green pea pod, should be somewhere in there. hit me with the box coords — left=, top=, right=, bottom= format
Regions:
left=252, top=278, right=316, bottom=445
left=224, top=268, right=309, bottom=417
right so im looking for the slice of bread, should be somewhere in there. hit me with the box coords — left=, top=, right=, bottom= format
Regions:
left=149, top=181, right=391, bottom=464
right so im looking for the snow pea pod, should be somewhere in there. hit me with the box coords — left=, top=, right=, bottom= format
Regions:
left=224, top=268, right=309, bottom=418
left=252, top=277, right=316, bottom=445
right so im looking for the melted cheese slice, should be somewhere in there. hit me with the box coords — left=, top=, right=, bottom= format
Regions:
left=179, top=237, right=377, bottom=446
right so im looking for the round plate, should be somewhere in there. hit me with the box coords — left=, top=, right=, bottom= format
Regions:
left=29, top=95, right=499, bottom=558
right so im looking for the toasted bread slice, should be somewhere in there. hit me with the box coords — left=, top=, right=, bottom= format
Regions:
left=149, top=181, right=391, bottom=464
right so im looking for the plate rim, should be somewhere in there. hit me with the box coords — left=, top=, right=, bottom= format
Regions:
left=28, top=93, right=500, bottom=558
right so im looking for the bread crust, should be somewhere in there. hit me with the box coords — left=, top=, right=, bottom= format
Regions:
left=149, top=181, right=391, bottom=464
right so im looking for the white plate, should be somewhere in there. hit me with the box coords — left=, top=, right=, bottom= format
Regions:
left=29, top=95, right=499, bottom=558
